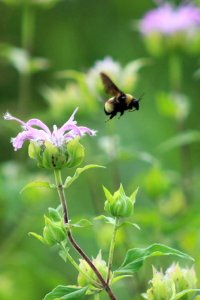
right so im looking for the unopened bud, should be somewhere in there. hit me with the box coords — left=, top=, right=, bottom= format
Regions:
left=103, top=184, right=138, bottom=218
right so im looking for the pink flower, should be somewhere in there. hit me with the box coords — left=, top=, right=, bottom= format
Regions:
left=4, top=108, right=96, bottom=151
left=139, top=3, right=200, bottom=37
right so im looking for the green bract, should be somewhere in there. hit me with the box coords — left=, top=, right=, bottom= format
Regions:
left=29, top=215, right=66, bottom=246
left=28, top=138, right=84, bottom=170
left=103, top=184, right=138, bottom=218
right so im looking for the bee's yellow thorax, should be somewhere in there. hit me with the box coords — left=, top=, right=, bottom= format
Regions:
left=125, top=94, right=133, bottom=105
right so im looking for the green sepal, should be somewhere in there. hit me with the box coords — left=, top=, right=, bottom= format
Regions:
left=66, top=138, right=84, bottom=168
left=48, top=206, right=62, bottom=222
left=130, top=187, right=139, bottom=204
left=115, top=243, right=194, bottom=275
left=20, top=180, right=55, bottom=194
left=102, top=186, right=113, bottom=203
left=43, top=285, right=88, bottom=300
left=63, top=164, right=105, bottom=189
left=28, top=232, right=45, bottom=244
left=43, top=216, right=66, bottom=245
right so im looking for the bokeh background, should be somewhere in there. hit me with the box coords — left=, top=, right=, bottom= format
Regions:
left=0, top=0, right=200, bottom=299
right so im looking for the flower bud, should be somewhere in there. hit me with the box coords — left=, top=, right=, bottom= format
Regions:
left=143, top=264, right=197, bottom=300
left=77, top=251, right=108, bottom=288
left=166, top=263, right=197, bottom=294
left=28, top=137, right=84, bottom=170
left=145, top=267, right=175, bottom=300
left=43, top=216, right=66, bottom=246
left=103, top=184, right=138, bottom=218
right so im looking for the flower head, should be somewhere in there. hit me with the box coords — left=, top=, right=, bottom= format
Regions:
left=138, top=2, right=200, bottom=55
left=143, top=263, right=197, bottom=300
left=4, top=108, right=96, bottom=151
left=4, top=108, right=96, bottom=169
left=139, top=3, right=200, bottom=36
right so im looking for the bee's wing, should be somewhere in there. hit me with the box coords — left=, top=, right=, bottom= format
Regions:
left=100, top=72, right=122, bottom=97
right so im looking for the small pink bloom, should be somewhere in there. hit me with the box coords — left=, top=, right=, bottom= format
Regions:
left=4, top=108, right=96, bottom=151
left=139, top=3, right=200, bottom=36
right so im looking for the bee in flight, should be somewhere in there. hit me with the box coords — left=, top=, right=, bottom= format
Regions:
left=100, top=72, right=142, bottom=120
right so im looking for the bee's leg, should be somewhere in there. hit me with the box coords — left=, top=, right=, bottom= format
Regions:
left=105, top=112, right=117, bottom=122
left=129, top=108, right=136, bottom=112
left=118, top=111, right=124, bottom=119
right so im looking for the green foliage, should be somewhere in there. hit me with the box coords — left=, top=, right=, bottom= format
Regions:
left=115, top=244, right=194, bottom=275
left=63, top=164, right=105, bottom=189
left=1, top=0, right=200, bottom=299
left=20, top=180, right=54, bottom=193
left=43, top=285, right=88, bottom=300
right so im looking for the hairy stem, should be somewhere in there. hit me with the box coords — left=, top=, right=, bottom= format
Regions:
left=54, top=169, right=117, bottom=300
left=107, top=217, right=119, bottom=284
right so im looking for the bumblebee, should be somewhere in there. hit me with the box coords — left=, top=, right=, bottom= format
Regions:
left=100, top=72, right=141, bottom=120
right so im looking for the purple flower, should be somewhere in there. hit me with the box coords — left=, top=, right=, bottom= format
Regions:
left=4, top=108, right=96, bottom=151
left=139, top=3, right=200, bottom=36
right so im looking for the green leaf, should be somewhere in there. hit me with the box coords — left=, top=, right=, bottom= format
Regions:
left=71, top=219, right=92, bottom=228
left=118, top=221, right=141, bottom=230
left=59, top=247, right=70, bottom=263
left=20, top=180, right=54, bottom=194
left=111, top=274, right=132, bottom=285
left=43, top=285, right=88, bottom=300
left=94, top=215, right=116, bottom=225
left=158, top=131, right=200, bottom=152
left=175, top=288, right=200, bottom=299
left=115, top=243, right=194, bottom=275
left=63, top=164, right=105, bottom=189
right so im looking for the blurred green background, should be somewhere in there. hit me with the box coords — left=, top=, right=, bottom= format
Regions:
left=0, top=0, right=200, bottom=299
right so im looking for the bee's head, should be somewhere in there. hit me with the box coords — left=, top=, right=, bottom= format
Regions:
left=132, top=98, right=139, bottom=110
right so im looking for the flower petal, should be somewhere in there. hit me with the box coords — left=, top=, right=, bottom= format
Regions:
left=4, top=112, right=27, bottom=127
left=59, top=108, right=79, bottom=134
left=59, top=124, right=82, bottom=136
left=78, top=126, right=97, bottom=136
left=26, top=119, right=51, bottom=135
left=11, top=129, right=50, bottom=151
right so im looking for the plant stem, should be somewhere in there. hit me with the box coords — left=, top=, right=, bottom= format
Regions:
left=106, top=217, right=119, bottom=284
left=168, top=53, right=191, bottom=202
left=19, top=2, right=35, bottom=113
left=54, top=169, right=117, bottom=300
left=168, top=53, right=182, bottom=92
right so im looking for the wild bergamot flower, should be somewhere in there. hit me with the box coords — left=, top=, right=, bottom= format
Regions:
left=4, top=108, right=96, bottom=169
left=138, top=2, right=200, bottom=55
